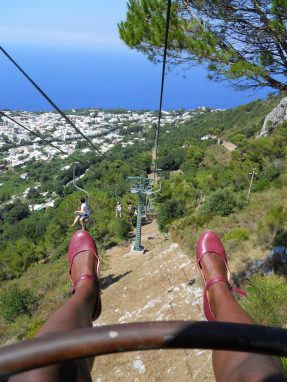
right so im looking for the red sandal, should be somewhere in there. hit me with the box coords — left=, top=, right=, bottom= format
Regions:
left=196, top=230, right=247, bottom=321
left=68, top=230, right=101, bottom=320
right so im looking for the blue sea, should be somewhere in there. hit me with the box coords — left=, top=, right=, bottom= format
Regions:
left=0, top=44, right=271, bottom=111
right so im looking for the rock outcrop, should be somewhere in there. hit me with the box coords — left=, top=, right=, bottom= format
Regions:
left=260, top=97, right=287, bottom=136
left=234, top=246, right=287, bottom=285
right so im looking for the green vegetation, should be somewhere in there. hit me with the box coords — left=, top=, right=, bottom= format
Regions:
left=0, top=284, right=37, bottom=323
left=257, top=204, right=287, bottom=248
left=119, top=1, right=287, bottom=92
left=241, top=275, right=287, bottom=372
left=223, top=228, right=249, bottom=243
left=241, top=275, right=287, bottom=327
left=199, top=188, right=237, bottom=217
left=1, top=96, right=287, bottom=346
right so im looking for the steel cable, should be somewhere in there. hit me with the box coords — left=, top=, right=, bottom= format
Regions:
left=0, top=46, right=106, bottom=159
left=153, top=0, right=172, bottom=172
left=0, top=111, right=90, bottom=168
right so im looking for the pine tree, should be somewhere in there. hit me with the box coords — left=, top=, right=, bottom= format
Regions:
left=118, top=0, right=287, bottom=91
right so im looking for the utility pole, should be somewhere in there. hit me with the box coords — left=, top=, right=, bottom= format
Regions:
left=247, top=168, right=257, bottom=201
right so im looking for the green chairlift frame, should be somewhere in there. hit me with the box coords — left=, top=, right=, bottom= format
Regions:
left=73, top=163, right=90, bottom=208
left=128, top=174, right=162, bottom=253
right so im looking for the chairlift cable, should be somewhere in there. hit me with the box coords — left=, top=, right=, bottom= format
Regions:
left=153, top=0, right=172, bottom=172
left=0, top=46, right=106, bottom=159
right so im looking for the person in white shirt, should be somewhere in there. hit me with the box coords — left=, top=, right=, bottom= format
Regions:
left=71, top=197, right=89, bottom=230
left=115, top=201, right=122, bottom=218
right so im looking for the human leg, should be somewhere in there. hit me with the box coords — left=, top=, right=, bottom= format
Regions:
left=71, top=214, right=80, bottom=227
left=79, top=216, right=85, bottom=230
left=10, top=231, right=101, bottom=382
left=196, top=231, right=286, bottom=382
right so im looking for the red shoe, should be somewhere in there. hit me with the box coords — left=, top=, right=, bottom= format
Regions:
left=68, top=230, right=101, bottom=320
left=196, top=230, right=247, bottom=321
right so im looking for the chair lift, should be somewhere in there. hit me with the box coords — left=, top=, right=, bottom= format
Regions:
left=145, top=170, right=163, bottom=219
left=73, top=163, right=91, bottom=229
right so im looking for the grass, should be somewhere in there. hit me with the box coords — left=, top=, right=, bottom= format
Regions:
left=0, top=255, right=69, bottom=345
left=202, top=144, right=231, bottom=167
left=241, top=274, right=287, bottom=373
left=241, top=274, right=287, bottom=327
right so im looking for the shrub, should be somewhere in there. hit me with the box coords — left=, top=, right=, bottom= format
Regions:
left=256, top=204, right=287, bottom=247
left=44, top=222, right=66, bottom=252
left=0, top=285, right=38, bottom=323
left=26, top=187, right=41, bottom=201
left=108, top=217, right=131, bottom=241
left=4, top=202, right=30, bottom=224
left=0, top=238, right=38, bottom=280
left=240, top=275, right=287, bottom=327
left=223, top=227, right=249, bottom=242
left=199, top=188, right=236, bottom=217
left=253, top=162, right=282, bottom=192
left=157, top=198, right=186, bottom=231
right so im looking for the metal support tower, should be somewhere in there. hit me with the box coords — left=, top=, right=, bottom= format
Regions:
left=134, top=189, right=144, bottom=251
left=128, top=176, right=153, bottom=253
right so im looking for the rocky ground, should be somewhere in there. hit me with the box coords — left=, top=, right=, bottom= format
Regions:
left=91, top=221, right=214, bottom=382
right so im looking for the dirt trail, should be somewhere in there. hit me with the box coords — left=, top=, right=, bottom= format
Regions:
left=91, top=221, right=214, bottom=381
left=221, top=140, right=237, bottom=152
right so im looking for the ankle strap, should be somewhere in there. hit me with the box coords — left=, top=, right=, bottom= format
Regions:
left=71, top=274, right=96, bottom=293
left=232, top=286, right=248, bottom=298
left=206, top=276, right=230, bottom=291
left=206, top=276, right=248, bottom=298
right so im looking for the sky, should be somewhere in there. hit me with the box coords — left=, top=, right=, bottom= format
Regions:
left=1, top=0, right=273, bottom=111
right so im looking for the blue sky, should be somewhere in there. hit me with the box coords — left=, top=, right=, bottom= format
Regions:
left=1, top=0, right=127, bottom=48
left=1, top=1, right=272, bottom=111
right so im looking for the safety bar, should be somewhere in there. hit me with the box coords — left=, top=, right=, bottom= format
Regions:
left=0, top=321, right=287, bottom=379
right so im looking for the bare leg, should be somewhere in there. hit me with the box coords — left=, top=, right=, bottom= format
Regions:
left=9, top=251, right=100, bottom=382
left=71, top=215, right=80, bottom=227
left=200, top=253, right=286, bottom=382
left=79, top=217, right=85, bottom=230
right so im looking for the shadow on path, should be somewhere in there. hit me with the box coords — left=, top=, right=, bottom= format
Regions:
left=100, top=271, right=131, bottom=290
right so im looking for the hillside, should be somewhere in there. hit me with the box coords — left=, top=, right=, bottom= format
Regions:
left=0, top=94, right=287, bottom=378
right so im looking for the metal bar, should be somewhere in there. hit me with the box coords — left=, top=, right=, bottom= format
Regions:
left=0, top=321, right=287, bottom=379
left=134, top=190, right=144, bottom=251
left=73, top=164, right=90, bottom=208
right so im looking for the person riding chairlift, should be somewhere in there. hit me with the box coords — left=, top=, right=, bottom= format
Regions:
left=115, top=201, right=122, bottom=218
left=71, top=197, right=89, bottom=230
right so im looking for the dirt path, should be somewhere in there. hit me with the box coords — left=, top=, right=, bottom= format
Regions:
left=91, top=221, right=214, bottom=381
left=221, top=140, right=237, bottom=152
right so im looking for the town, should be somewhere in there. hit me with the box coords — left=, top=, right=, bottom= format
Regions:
left=0, top=107, right=222, bottom=169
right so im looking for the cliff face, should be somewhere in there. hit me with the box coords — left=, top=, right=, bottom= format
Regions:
left=260, top=97, right=287, bottom=136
